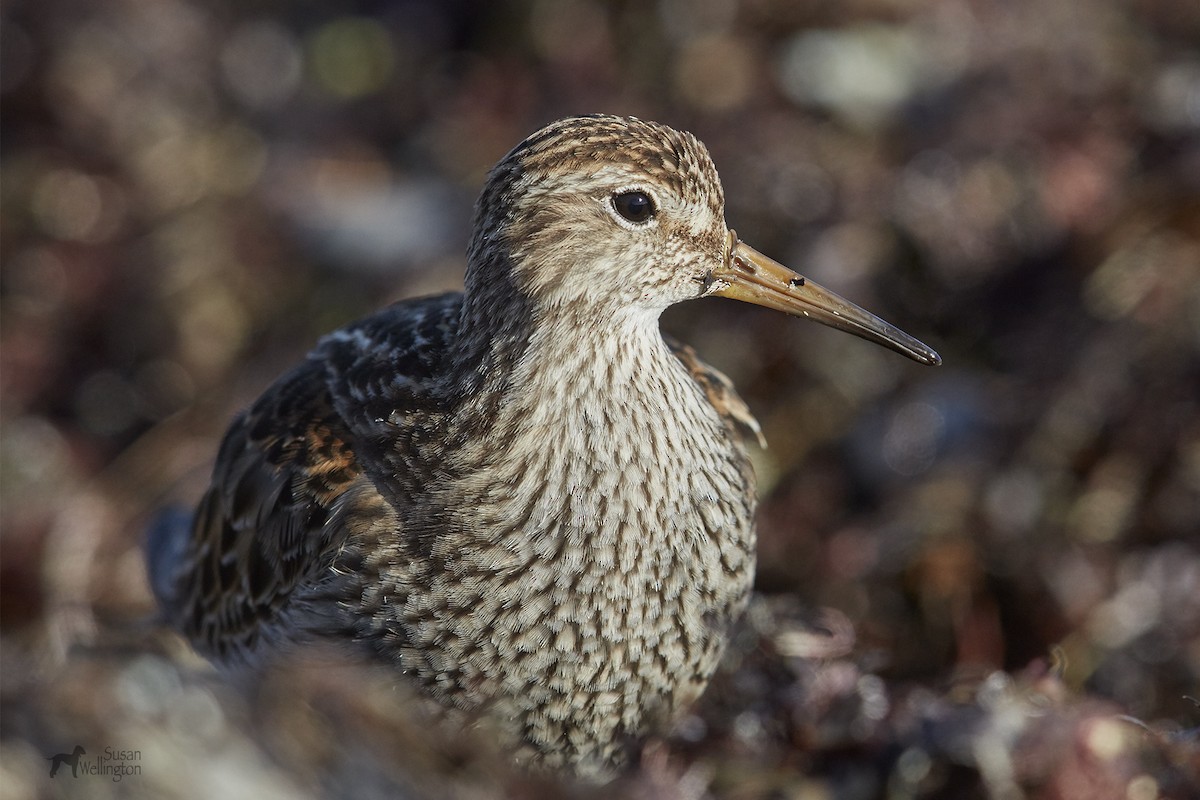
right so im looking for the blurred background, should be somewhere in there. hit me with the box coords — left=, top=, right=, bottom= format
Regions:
left=2, top=0, right=1198, bottom=797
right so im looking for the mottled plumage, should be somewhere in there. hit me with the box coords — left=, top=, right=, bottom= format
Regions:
left=148, top=115, right=939, bottom=777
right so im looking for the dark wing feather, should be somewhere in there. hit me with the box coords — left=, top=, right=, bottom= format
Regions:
left=316, top=293, right=462, bottom=507
left=156, top=293, right=463, bottom=663
left=164, top=357, right=365, bottom=661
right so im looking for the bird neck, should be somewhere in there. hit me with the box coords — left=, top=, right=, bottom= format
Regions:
left=464, top=297, right=698, bottom=475
left=516, top=303, right=670, bottom=402
left=453, top=248, right=669, bottom=404
left=452, top=251, right=539, bottom=399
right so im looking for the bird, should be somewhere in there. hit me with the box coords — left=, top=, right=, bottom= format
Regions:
left=146, top=114, right=940, bottom=778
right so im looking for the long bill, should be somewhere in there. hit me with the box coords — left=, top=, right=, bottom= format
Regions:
left=712, top=233, right=942, bottom=366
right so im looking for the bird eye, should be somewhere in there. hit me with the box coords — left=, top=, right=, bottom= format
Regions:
left=611, top=191, right=656, bottom=225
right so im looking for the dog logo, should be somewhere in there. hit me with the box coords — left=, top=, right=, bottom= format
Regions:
left=47, top=745, right=86, bottom=778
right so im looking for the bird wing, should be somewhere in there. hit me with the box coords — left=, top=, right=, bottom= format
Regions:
left=163, top=356, right=368, bottom=662
left=664, top=335, right=766, bottom=449
left=159, top=293, right=463, bottom=663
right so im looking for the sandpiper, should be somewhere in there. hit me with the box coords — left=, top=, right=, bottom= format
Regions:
left=147, top=114, right=939, bottom=777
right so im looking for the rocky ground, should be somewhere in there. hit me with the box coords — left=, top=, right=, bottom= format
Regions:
left=2, top=1, right=1198, bottom=798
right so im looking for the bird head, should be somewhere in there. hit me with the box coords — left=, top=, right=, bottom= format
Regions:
left=467, top=115, right=940, bottom=365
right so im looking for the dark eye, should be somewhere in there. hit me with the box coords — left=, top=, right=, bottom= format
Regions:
left=611, top=191, right=656, bottom=224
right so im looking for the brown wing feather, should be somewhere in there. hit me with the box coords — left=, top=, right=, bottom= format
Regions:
left=665, top=336, right=766, bottom=449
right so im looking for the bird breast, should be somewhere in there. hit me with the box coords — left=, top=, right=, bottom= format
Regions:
left=382, top=312, right=757, bottom=768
